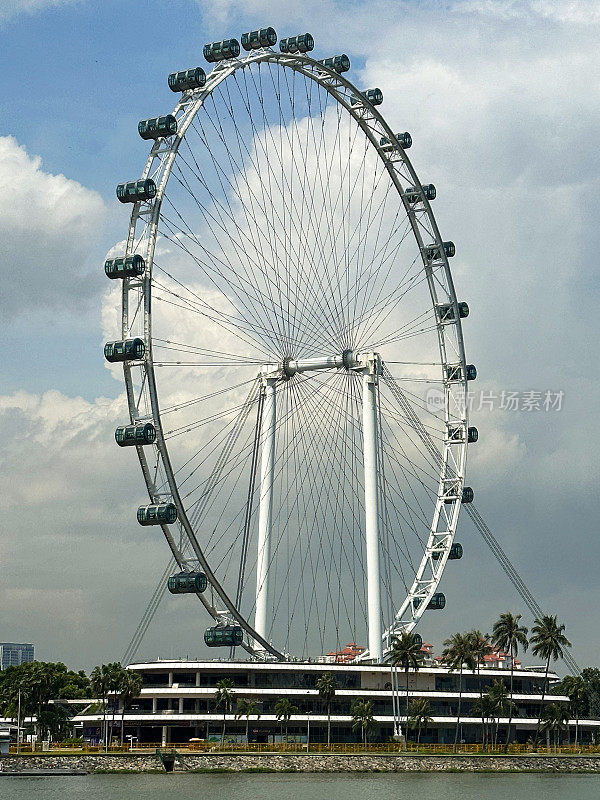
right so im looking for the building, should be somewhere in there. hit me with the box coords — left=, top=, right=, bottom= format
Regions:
left=71, top=647, right=600, bottom=746
left=0, top=643, right=34, bottom=671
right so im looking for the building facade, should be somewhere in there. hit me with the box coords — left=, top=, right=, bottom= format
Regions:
left=0, top=642, right=34, bottom=671
left=73, top=656, right=600, bottom=746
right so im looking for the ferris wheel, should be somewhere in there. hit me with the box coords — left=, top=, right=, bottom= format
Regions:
left=105, top=28, right=476, bottom=663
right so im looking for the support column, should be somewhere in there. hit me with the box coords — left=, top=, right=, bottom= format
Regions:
left=254, top=376, right=276, bottom=644
left=363, top=357, right=383, bottom=662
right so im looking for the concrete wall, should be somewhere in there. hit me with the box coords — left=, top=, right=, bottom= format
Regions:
left=3, top=753, right=600, bottom=773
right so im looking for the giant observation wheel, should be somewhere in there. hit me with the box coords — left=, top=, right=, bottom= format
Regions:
left=105, top=28, right=477, bottom=663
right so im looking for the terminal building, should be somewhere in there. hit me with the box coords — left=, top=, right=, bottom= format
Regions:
left=72, top=646, right=600, bottom=745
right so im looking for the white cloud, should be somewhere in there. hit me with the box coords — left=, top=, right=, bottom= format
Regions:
left=0, top=136, right=106, bottom=319
left=4, top=0, right=600, bottom=666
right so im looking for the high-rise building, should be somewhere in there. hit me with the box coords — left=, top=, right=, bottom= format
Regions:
left=0, top=643, right=34, bottom=670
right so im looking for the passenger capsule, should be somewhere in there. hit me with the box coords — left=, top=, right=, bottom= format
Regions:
left=104, top=255, right=145, bottom=280
left=413, top=593, right=445, bottom=611
left=380, top=132, right=412, bottom=152
left=115, top=423, right=156, bottom=447
left=137, top=502, right=177, bottom=526
left=443, top=481, right=460, bottom=503
left=138, top=115, right=177, bottom=140
left=116, top=179, right=156, bottom=204
left=168, top=571, right=207, bottom=594
left=203, top=38, right=240, bottom=63
left=241, top=27, right=277, bottom=50
left=104, top=338, right=145, bottom=363
left=405, top=184, right=436, bottom=203
left=413, top=632, right=423, bottom=647
left=279, top=33, right=314, bottom=53
left=168, top=67, right=206, bottom=93
left=467, top=427, right=478, bottom=444
left=318, top=54, right=350, bottom=73
left=462, top=486, right=474, bottom=503
left=437, top=301, right=469, bottom=322
left=204, top=625, right=244, bottom=647
left=432, top=542, right=463, bottom=561
left=424, top=241, right=455, bottom=261
left=445, top=363, right=475, bottom=382
left=351, top=88, right=383, bottom=106
left=447, top=425, right=466, bottom=442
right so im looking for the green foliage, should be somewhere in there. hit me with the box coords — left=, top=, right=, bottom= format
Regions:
left=531, top=616, right=571, bottom=664
left=350, top=698, right=375, bottom=744
left=554, top=669, right=600, bottom=720
left=0, top=660, right=92, bottom=741
left=390, top=631, right=424, bottom=672
left=316, top=672, right=339, bottom=745
left=492, top=613, right=529, bottom=658
left=274, top=697, right=299, bottom=722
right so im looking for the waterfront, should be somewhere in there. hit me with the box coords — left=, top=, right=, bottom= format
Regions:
left=4, top=773, right=600, bottom=799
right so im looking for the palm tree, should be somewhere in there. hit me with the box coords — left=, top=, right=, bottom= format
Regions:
left=407, top=698, right=433, bottom=748
left=350, top=698, right=375, bottom=746
left=105, top=662, right=125, bottom=746
left=468, top=630, right=493, bottom=748
left=316, top=672, right=338, bottom=746
left=492, top=612, right=529, bottom=750
left=274, top=697, right=298, bottom=745
left=235, top=698, right=261, bottom=744
left=561, top=675, right=586, bottom=747
left=90, top=665, right=110, bottom=748
left=390, top=631, right=424, bottom=749
left=215, top=679, right=235, bottom=747
left=487, top=679, right=516, bottom=747
left=541, top=703, right=570, bottom=751
left=442, top=631, right=477, bottom=751
left=530, top=615, right=571, bottom=741
left=472, top=693, right=497, bottom=749
left=119, top=670, right=143, bottom=746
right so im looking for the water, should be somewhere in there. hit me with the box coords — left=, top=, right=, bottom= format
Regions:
left=2, top=773, right=599, bottom=800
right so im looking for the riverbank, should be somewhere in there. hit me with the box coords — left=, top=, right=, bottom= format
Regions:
left=3, top=753, right=600, bottom=773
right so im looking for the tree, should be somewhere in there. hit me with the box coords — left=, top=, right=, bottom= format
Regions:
left=407, top=698, right=433, bottom=748
left=580, top=668, right=600, bottom=719
left=350, top=698, right=375, bottom=746
left=90, top=662, right=123, bottom=747
left=274, top=697, right=298, bottom=745
left=90, top=665, right=109, bottom=746
left=316, top=672, right=339, bottom=746
left=215, top=679, right=235, bottom=747
left=530, top=615, right=571, bottom=741
left=558, top=675, right=586, bottom=747
left=0, top=661, right=92, bottom=744
left=390, top=631, right=424, bottom=749
left=235, top=698, right=261, bottom=744
left=119, top=670, right=143, bottom=746
left=487, top=679, right=516, bottom=747
left=467, top=630, right=493, bottom=748
left=472, top=693, right=497, bottom=749
left=492, top=612, right=529, bottom=750
left=442, top=632, right=477, bottom=751
left=541, top=703, right=569, bottom=751
left=105, top=663, right=126, bottom=746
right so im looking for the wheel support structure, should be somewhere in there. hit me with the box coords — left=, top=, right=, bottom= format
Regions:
left=254, top=351, right=383, bottom=661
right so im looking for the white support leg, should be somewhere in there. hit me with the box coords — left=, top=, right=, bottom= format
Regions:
left=254, top=376, right=276, bottom=644
left=363, top=359, right=383, bottom=662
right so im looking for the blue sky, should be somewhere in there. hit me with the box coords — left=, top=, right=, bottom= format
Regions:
left=1, top=0, right=599, bottom=670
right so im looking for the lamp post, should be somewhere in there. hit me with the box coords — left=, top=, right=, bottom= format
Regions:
left=126, top=734, right=137, bottom=751
left=17, top=688, right=21, bottom=755
left=307, top=711, right=312, bottom=753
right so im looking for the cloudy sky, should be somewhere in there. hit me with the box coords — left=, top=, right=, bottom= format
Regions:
left=1, top=0, right=599, bottom=672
